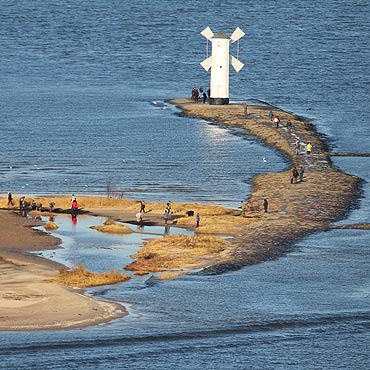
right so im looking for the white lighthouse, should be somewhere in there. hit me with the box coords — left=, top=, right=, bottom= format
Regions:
left=200, top=26, right=245, bottom=105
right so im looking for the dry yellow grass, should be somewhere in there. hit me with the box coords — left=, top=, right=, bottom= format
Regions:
left=90, top=220, right=132, bottom=234
left=44, top=221, right=58, bottom=230
left=125, top=235, right=230, bottom=274
left=51, top=265, right=130, bottom=287
left=157, top=272, right=188, bottom=280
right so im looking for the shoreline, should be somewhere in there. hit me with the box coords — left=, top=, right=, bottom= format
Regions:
left=0, top=98, right=362, bottom=330
left=0, top=210, right=126, bottom=331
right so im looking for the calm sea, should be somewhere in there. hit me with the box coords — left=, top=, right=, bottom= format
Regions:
left=0, top=1, right=369, bottom=369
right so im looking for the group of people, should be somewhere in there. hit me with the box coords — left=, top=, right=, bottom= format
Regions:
left=295, top=140, right=313, bottom=155
left=268, top=110, right=313, bottom=156
left=136, top=200, right=201, bottom=228
left=7, top=192, right=76, bottom=216
left=269, top=110, right=293, bottom=130
left=191, top=86, right=209, bottom=104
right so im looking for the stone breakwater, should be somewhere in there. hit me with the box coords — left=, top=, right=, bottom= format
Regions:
left=170, top=99, right=361, bottom=273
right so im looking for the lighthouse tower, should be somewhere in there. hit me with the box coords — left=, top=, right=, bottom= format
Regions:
left=200, top=26, right=245, bottom=105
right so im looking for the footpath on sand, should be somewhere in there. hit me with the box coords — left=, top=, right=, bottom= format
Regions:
left=169, top=98, right=361, bottom=272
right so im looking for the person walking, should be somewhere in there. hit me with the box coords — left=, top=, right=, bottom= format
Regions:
left=7, top=192, right=14, bottom=206
left=269, top=110, right=274, bottom=120
left=263, top=198, right=268, bottom=213
left=306, top=143, right=312, bottom=155
left=140, top=200, right=146, bottom=213
left=299, top=166, right=305, bottom=182
left=195, top=213, right=200, bottom=228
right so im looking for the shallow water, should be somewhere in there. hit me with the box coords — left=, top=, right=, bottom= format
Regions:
left=0, top=0, right=369, bottom=369
left=35, top=214, right=193, bottom=274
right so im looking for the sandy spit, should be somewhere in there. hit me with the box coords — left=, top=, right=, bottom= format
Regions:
left=169, top=98, right=361, bottom=273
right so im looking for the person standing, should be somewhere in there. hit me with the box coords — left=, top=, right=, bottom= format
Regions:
left=263, top=198, right=268, bottom=213
left=202, top=90, right=207, bottom=104
left=292, top=167, right=299, bottom=183
left=191, top=86, right=197, bottom=102
left=269, top=110, right=274, bottom=120
left=295, top=140, right=301, bottom=155
left=136, top=211, right=143, bottom=225
left=71, top=199, right=78, bottom=213
left=306, top=143, right=312, bottom=155
left=164, top=209, right=169, bottom=225
left=243, top=102, right=248, bottom=117
left=299, top=166, right=305, bottom=182
left=19, top=196, right=25, bottom=211
left=194, top=88, right=199, bottom=103
left=7, top=192, right=13, bottom=206
left=166, top=201, right=172, bottom=214
left=195, top=213, right=200, bottom=227
left=140, top=200, right=146, bottom=213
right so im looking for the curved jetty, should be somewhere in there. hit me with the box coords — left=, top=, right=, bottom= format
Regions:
left=170, top=98, right=360, bottom=273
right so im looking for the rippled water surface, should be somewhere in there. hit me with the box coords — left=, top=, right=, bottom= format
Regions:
left=0, top=0, right=369, bottom=369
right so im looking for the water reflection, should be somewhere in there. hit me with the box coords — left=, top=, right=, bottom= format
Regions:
left=71, top=214, right=77, bottom=225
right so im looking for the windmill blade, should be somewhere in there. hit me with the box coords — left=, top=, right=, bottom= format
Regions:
left=230, top=27, right=245, bottom=43
left=231, top=55, right=244, bottom=72
left=200, top=56, right=213, bottom=71
left=201, top=26, right=214, bottom=41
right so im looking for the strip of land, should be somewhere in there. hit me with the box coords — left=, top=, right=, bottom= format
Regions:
left=0, top=98, right=362, bottom=330
left=169, top=98, right=361, bottom=272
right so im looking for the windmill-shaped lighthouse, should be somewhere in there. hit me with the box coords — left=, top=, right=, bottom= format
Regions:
left=200, top=26, right=245, bottom=105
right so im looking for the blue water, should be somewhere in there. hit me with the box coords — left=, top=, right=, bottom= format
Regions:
left=1, top=0, right=370, bottom=369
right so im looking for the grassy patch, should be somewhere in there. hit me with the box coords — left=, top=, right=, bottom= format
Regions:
left=90, top=220, right=132, bottom=234
left=125, top=235, right=230, bottom=274
left=52, top=265, right=130, bottom=287
left=45, top=221, right=58, bottom=230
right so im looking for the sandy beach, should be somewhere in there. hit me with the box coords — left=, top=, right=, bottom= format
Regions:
left=0, top=99, right=362, bottom=330
left=0, top=210, right=126, bottom=331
